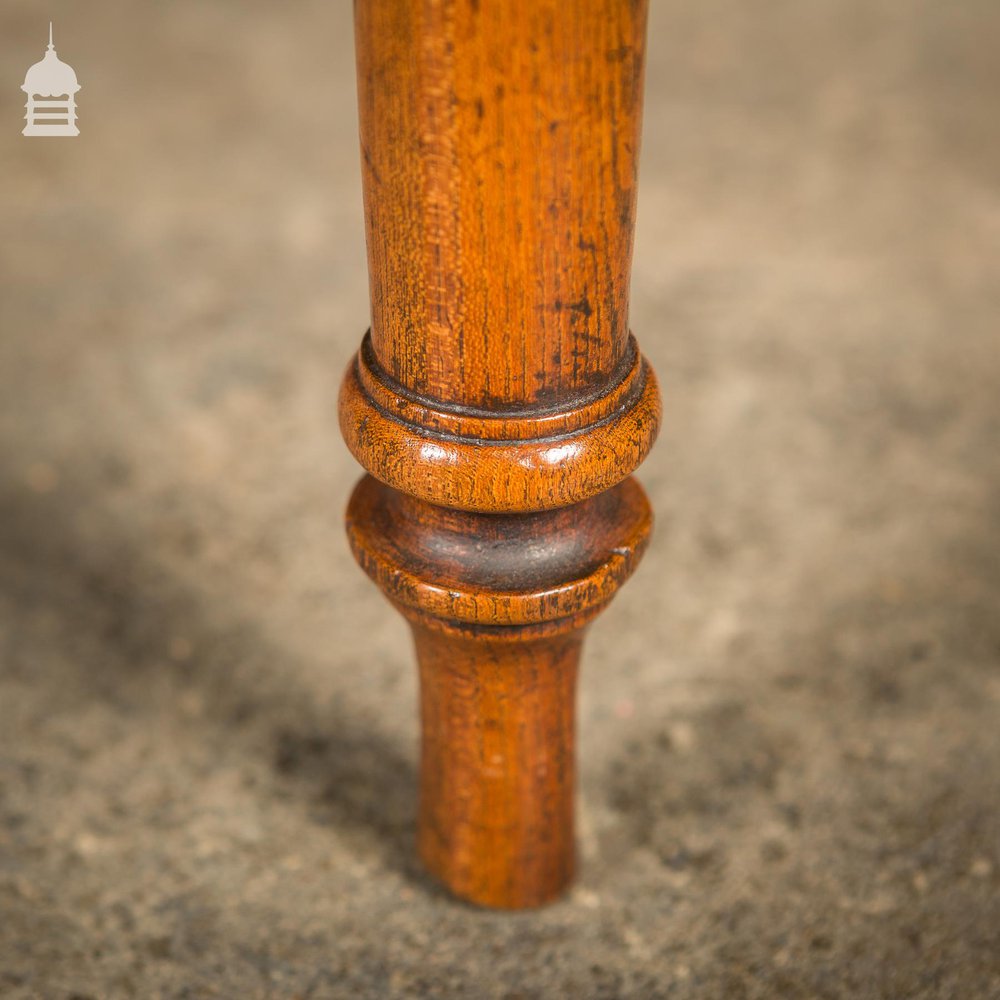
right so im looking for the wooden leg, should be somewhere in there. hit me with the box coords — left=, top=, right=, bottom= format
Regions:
left=341, top=0, right=659, bottom=908
left=414, top=624, right=581, bottom=908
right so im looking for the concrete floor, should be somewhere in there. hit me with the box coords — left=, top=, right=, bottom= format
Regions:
left=2, top=1, right=999, bottom=997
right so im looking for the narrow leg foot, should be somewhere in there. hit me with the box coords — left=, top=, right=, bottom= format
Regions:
left=415, top=625, right=581, bottom=908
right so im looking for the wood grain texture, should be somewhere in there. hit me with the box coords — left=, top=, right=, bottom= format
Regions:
left=346, top=474, right=653, bottom=632
left=354, top=0, right=648, bottom=411
left=339, top=339, right=660, bottom=513
left=343, top=0, right=657, bottom=907
left=415, top=625, right=581, bottom=909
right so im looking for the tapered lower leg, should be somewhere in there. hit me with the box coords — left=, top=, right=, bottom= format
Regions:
left=414, top=625, right=582, bottom=908
left=344, top=475, right=654, bottom=906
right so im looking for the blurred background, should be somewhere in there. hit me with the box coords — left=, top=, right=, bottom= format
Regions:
left=2, top=1, right=999, bottom=997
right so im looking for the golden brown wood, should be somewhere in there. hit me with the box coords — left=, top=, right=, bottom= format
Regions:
left=345, top=475, right=653, bottom=632
left=345, top=474, right=652, bottom=907
left=354, top=0, right=647, bottom=411
left=414, top=626, right=581, bottom=909
left=341, top=0, right=658, bottom=907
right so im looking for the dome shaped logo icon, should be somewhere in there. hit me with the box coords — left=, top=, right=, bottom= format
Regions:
left=22, top=23, right=81, bottom=137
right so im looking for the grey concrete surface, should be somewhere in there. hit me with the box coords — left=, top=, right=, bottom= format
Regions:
left=1, top=1, right=999, bottom=997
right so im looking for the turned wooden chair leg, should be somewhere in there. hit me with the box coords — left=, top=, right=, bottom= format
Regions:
left=340, top=0, right=659, bottom=909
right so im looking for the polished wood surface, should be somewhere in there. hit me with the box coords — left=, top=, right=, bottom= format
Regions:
left=414, top=625, right=581, bottom=909
left=342, top=0, right=659, bottom=907
left=354, top=0, right=648, bottom=410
